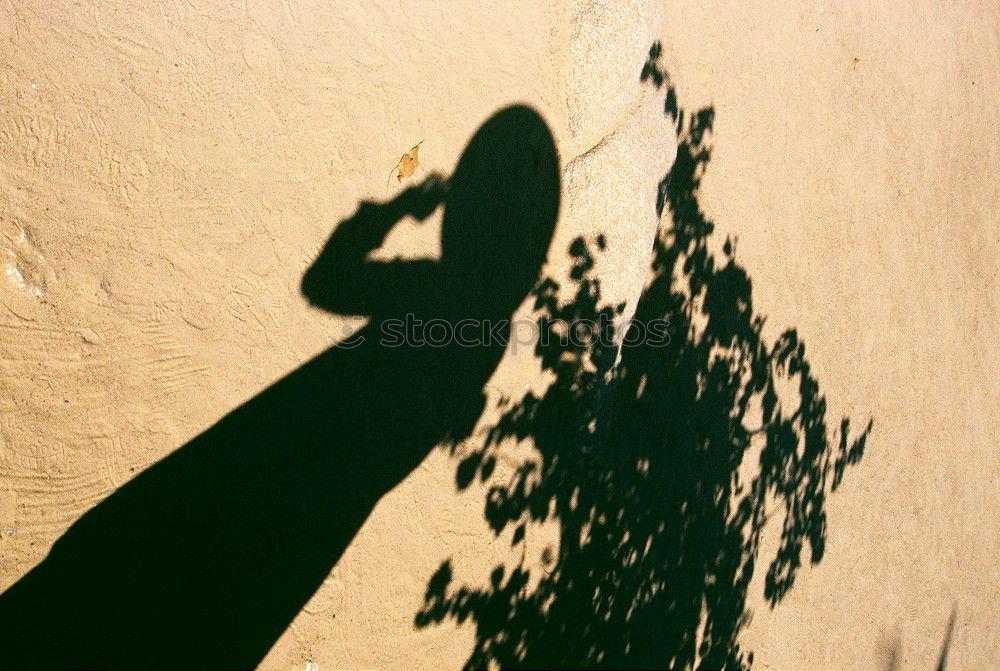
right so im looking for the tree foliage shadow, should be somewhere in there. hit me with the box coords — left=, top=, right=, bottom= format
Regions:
left=0, top=106, right=560, bottom=670
left=417, top=43, right=872, bottom=670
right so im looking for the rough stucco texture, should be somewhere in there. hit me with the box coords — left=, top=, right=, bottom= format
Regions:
left=1, top=0, right=997, bottom=669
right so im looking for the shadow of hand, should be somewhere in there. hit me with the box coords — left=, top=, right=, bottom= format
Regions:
left=399, top=172, right=449, bottom=221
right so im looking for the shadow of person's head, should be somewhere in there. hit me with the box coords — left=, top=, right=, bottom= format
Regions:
left=299, top=105, right=559, bottom=327
left=440, top=105, right=560, bottom=317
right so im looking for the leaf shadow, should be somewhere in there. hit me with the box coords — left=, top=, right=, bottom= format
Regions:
left=416, top=43, right=873, bottom=670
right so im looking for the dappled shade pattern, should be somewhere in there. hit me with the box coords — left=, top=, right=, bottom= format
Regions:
left=417, top=44, right=871, bottom=670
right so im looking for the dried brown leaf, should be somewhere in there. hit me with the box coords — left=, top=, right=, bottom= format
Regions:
left=387, top=141, right=424, bottom=187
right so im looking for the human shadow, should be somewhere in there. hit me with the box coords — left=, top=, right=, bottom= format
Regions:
left=416, top=44, right=872, bottom=669
left=0, top=106, right=560, bottom=670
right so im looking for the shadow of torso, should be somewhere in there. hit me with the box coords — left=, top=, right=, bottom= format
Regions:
left=0, top=105, right=559, bottom=670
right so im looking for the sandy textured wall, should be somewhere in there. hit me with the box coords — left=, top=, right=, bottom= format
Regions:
left=1, top=0, right=997, bottom=668
left=0, top=0, right=671, bottom=667
left=658, top=2, right=998, bottom=669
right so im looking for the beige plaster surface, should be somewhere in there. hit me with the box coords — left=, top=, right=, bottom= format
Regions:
left=656, top=4, right=998, bottom=668
left=1, top=0, right=996, bottom=668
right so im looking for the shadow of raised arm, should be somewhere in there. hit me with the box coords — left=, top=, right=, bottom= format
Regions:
left=301, top=175, right=448, bottom=315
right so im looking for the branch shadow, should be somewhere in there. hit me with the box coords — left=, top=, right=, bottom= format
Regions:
left=0, top=106, right=561, bottom=670
left=416, top=43, right=873, bottom=670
